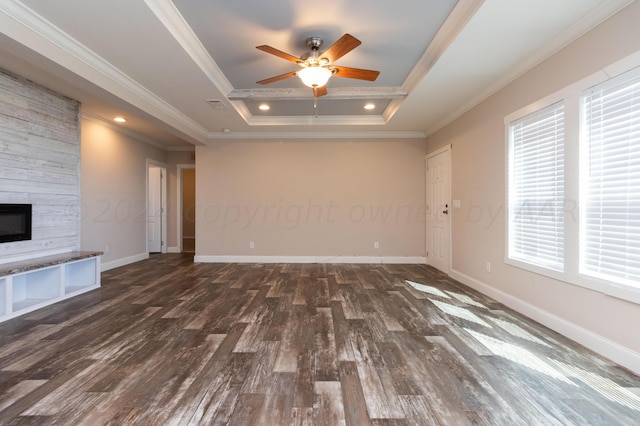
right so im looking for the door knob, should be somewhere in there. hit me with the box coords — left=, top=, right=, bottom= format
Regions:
left=443, top=209, right=449, bottom=215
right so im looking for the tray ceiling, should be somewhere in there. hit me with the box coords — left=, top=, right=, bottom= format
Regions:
left=0, top=0, right=633, bottom=147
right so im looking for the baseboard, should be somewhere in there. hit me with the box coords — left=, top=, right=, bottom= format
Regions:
left=194, top=255, right=426, bottom=264
left=101, top=252, right=149, bottom=271
left=167, top=246, right=180, bottom=253
left=449, top=268, right=640, bottom=376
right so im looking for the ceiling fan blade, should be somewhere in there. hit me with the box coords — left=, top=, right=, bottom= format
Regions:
left=256, top=71, right=298, bottom=85
left=256, top=45, right=301, bottom=64
left=331, top=66, right=380, bottom=81
left=313, top=86, right=328, bottom=97
left=321, top=34, right=361, bottom=64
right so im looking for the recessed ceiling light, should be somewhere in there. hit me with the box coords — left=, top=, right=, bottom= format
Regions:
left=113, top=116, right=127, bottom=123
left=259, top=104, right=270, bottom=111
left=364, top=103, right=375, bottom=110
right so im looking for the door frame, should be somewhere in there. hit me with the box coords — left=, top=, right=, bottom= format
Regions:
left=146, top=159, right=168, bottom=254
left=426, top=144, right=452, bottom=273
left=176, top=164, right=195, bottom=253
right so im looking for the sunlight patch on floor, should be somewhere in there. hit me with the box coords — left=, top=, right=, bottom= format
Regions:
left=430, top=300, right=491, bottom=327
left=405, top=280, right=450, bottom=298
left=551, top=359, right=640, bottom=411
left=488, top=317, right=551, bottom=348
left=446, top=291, right=489, bottom=309
left=465, top=328, right=574, bottom=385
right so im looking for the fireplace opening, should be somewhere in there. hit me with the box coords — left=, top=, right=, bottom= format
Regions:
left=0, top=204, right=32, bottom=243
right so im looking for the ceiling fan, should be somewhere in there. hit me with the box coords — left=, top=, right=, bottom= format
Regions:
left=256, top=34, right=380, bottom=98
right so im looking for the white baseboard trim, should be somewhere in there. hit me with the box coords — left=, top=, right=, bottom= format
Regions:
left=101, top=252, right=149, bottom=271
left=167, top=246, right=180, bottom=253
left=449, top=268, right=640, bottom=376
left=194, top=255, right=426, bottom=264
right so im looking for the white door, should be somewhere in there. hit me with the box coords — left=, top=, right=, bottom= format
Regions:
left=426, top=147, right=451, bottom=273
left=148, top=166, right=163, bottom=253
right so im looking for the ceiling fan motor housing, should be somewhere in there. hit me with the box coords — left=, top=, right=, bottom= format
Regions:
left=301, top=37, right=324, bottom=65
left=306, top=37, right=324, bottom=50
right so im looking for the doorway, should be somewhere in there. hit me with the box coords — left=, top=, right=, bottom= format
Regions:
left=426, top=145, right=451, bottom=274
left=147, top=161, right=167, bottom=254
left=177, top=164, right=196, bottom=253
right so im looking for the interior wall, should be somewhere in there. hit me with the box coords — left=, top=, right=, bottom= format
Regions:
left=80, top=116, right=166, bottom=269
left=166, top=151, right=195, bottom=251
left=195, top=138, right=427, bottom=259
left=0, top=68, right=80, bottom=261
left=425, top=1, right=640, bottom=370
left=182, top=168, right=196, bottom=253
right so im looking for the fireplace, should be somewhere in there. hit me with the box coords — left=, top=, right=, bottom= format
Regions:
left=0, top=204, right=32, bottom=243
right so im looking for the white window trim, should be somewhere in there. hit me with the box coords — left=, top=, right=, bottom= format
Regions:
left=504, top=49, right=640, bottom=306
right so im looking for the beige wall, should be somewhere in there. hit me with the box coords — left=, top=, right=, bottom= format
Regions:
left=80, top=117, right=166, bottom=267
left=195, top=138, right=427, bottom=259
left=425, top=2, right=640, bottom=367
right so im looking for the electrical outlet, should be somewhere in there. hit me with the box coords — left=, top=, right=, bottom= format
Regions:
left=249, top=241, right=255, bottom=249
left=374, top=241, right=380, bottom=249
left=104, top=244, right=110, bottom=254
left=485, top=262, right=491, bottom=273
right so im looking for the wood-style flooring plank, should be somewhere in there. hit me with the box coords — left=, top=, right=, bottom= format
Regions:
left=339, top=361, right=371, bottom=426
left=313, top=381, right=346, bottom=425
left=0, top=254, right=638, bottom=425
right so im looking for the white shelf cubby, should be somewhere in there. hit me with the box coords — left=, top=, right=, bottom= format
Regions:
left=0, top=252, right=101, bottom=323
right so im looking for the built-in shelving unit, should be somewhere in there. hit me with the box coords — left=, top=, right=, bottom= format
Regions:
left=0, top=251, right=101, bottom=323
left=0, top=278, right=6, bottom=317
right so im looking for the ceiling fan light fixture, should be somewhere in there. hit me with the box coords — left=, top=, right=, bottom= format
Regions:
left=298, top=66, right=332, bottom=88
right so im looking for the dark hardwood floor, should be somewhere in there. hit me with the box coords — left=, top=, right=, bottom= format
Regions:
left=0, top=254, right=639, bottom=425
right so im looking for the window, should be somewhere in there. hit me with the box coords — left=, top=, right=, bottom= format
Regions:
left=508, top=102, right=565, bottom=272
left=506, top=61, right=640, bottom=302
left=580, top=71, right=640, bottom=288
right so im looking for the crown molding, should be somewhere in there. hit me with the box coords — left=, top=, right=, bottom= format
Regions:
left=228, top=100, right=254, bottom=125
left=206, top=130, right=426, bottom=140
left=144, top=0, right=477, bottom=128
left=144, top=0, right=233, bottom=96
left=228, top=87, right=407, bottom=101
left=425, top=0, right=636, bottom=137
left=228, top=96, right=391, bottom=126
left=225, top=101, right=388, bottom=128
left=379, top=0, right=484, bottom=125
left=0, top=0, right=209, bottom=144
left=246, top=114, right=386, bottom=126
left=401, top=0, right=484, bottom=95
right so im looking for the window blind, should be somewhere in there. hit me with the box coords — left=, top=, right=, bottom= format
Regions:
left=509, top=102, right=565, bottom=271
left=581, top=70, right=640, bottom=288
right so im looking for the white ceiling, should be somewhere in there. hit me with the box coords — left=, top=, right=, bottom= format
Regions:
left=0, top=0, right=634, bottom=149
